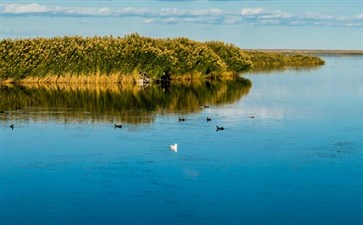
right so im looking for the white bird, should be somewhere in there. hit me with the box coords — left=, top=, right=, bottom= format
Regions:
left=169, top=143, right=178, bottom=152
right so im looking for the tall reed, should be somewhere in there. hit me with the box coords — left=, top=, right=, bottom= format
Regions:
left=0, top=34, right=325, bottom=83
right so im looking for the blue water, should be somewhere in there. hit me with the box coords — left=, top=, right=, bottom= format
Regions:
left=1, top=56, right=363, bottom=225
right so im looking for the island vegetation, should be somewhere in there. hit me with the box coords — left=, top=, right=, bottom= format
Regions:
left=0, top=33, right=325, bottom=84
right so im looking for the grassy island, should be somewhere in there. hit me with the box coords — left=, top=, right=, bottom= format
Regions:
left=0, top=34, right=325, bottom=84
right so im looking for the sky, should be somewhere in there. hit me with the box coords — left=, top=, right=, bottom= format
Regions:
left=1, top=0, right=362, bottom=50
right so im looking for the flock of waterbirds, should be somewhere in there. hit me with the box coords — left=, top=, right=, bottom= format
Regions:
left=112, top=105, right=256, bottom=153
left=111, top=105, right=223, bottom=153
left=7, top=105, right=255, bottom=153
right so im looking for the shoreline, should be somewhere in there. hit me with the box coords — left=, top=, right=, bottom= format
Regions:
left=245, top=49, right=363, bottom=55
left=0, top=72, right=239, bottom=85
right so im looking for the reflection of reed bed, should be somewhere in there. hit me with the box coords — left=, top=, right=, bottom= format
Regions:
left=0, top=79, right=252, bottom=124
left=0, top=110, right=155, bottom=124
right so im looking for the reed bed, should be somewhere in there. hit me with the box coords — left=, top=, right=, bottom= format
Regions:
left=0, top=34, right=325, bottom=83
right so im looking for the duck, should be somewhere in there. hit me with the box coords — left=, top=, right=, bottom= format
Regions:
left=203, top=105, right=210, bottom=108
left=216, top=126, right=224, bottom=131
left=207, top=117, right=211, bottom=122
left=10, top=124, right=14, bottom=129
left=114, top=124, right=122, bottom=129
left=169, top=143, right=177, bottom=152
left=179, top=117, right=185, bottom=122
left=248, top=116, right=255, bottom=119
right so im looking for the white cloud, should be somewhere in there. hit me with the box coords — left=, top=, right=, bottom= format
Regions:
left=3, top=3, right=48, bottom=14
left=1, top=3, right=362, bottom=28
left=65, top=7, right=111, bottom=16
left=117, top=7, right=152, bottom=16
left=98, top=7, right=112, bottom=16
left=143, top=18, right=155, bottom=24
left=157, top=8, right=223, bottom=17
left=240, top=8, right=263, bottom=16
left=1, top=3, right=116, bottom=17
left=161, top=17, right=215, bottom=24
left=258, top=10, right=292, bottom=19
left=304, top=13, right=335, bottom=20
left=159, top=8, right=183, bottom=17
left=224, top=17, right=242, bottom=25
left=164, top=17, right=178, bottom=23
left=189, top=8, right=224, bottom=16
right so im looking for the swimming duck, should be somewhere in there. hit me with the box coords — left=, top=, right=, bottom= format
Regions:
left=216, top=126, right=224, bottom=131
left=10, top=124, right=14, bottom=129
left=207, top=117, right=211, bottom=122
left=114, top=124, right=122, bottom=129
left=179, top=117, right=185, bottom=122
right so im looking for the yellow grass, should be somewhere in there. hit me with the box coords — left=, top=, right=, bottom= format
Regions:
left=1, top=70, right=237, bottom=85
left=1, top=71, right=142, bottom=85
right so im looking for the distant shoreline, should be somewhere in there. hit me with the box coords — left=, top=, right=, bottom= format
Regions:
left=245, top=49, right=363, bottom=56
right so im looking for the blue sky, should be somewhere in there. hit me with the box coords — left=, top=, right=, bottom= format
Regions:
left=1, top=0, right=362, bottom=49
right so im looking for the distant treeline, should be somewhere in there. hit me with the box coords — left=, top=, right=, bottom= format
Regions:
left=0, top=34, right=325, bottom=83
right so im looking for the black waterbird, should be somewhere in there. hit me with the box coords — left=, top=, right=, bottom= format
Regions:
left=216, top=126, right=224, bottom=131
left=114, top=124, right=122, bottom=129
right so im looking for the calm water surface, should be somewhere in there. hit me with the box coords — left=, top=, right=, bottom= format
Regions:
left=1, top=56, right=362, bottom=225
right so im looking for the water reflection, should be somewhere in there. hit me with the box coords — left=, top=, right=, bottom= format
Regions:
left=0, top=79, right=251, bottom=124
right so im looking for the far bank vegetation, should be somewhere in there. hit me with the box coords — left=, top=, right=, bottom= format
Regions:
left=0, top=34, right=325, bottom=84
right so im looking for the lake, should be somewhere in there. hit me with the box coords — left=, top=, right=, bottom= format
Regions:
left=1, top=56, right=362, bottom=225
